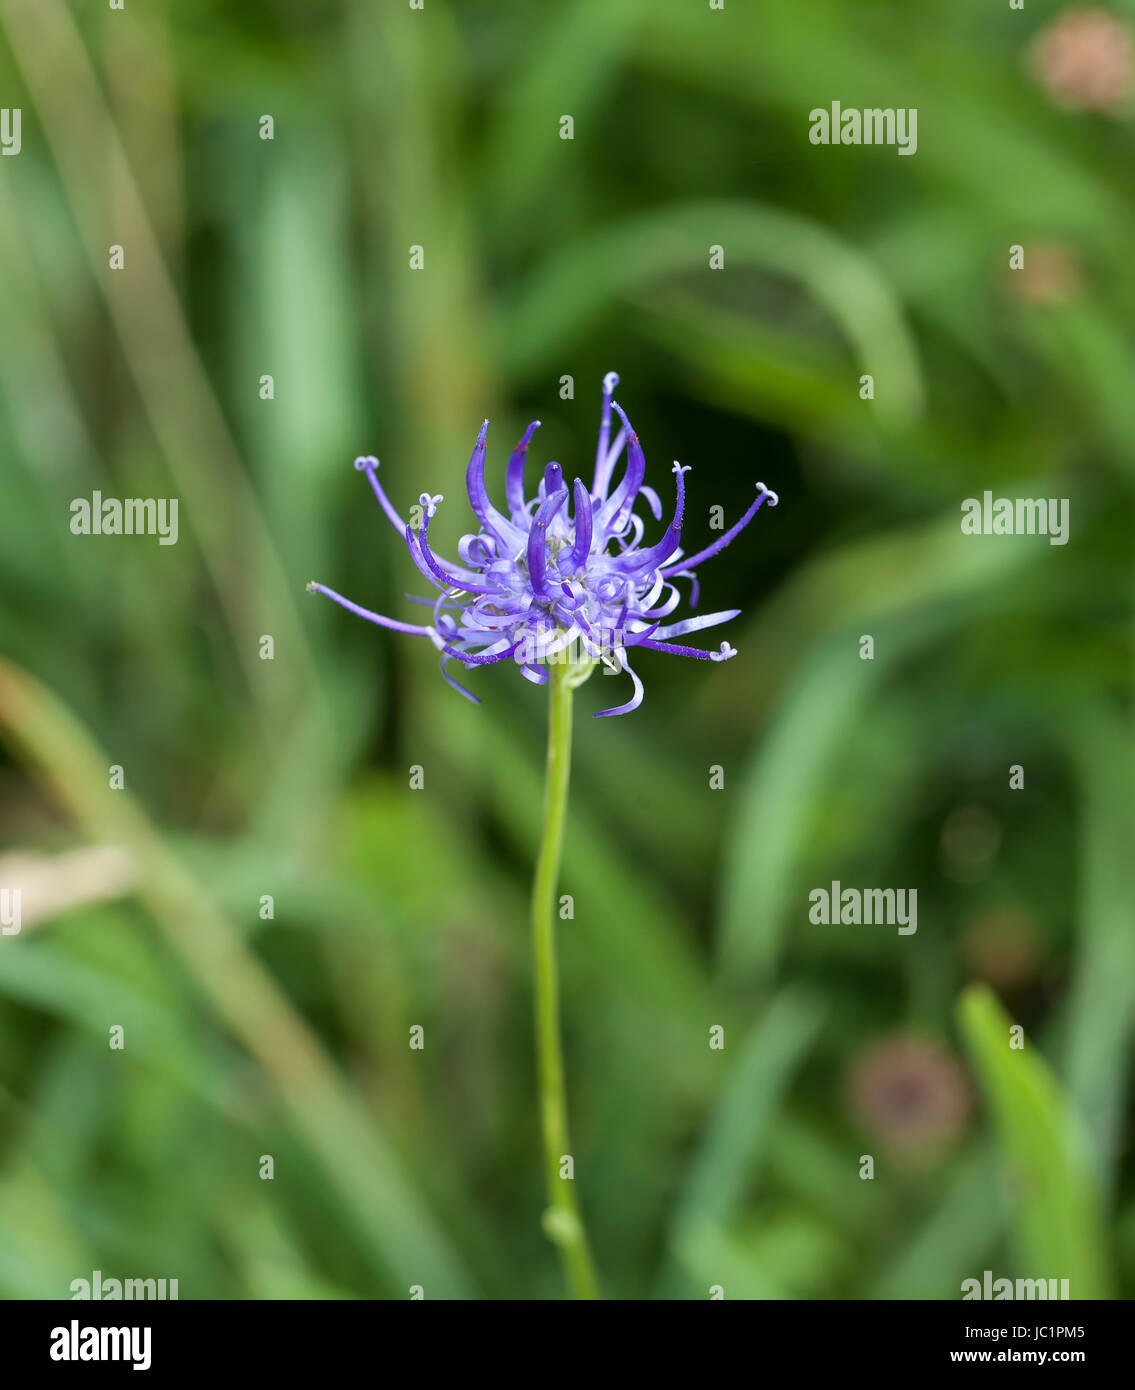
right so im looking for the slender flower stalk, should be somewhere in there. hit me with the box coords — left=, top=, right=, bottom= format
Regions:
left=307, top=373, right=778, bottom=1297
left=531, top=657, right=601, bottom=1299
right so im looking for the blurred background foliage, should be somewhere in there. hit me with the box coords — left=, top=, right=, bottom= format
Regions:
left=0, top=0, right=1132, bottom=1300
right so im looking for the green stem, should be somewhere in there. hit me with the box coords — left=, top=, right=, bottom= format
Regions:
left=531, top=658, right=601, bottom=1299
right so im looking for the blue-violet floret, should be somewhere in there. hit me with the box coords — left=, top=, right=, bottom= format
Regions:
left=307, top=372, right=777, bottom=716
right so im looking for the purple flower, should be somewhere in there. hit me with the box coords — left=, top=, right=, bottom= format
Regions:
left=307, top=373, right=777, bottom=716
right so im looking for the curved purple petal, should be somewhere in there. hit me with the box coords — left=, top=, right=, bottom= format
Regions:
left=592, top=370, right=620, bottom=493
left=565, top=478, right=593, bottom=569
left=594, top=652, right=644, bottom=717
left=597, top=402, right=646, bottom=531
left=637, top=484, right=663, bottom=521
left=543, top=461, right=563, bottom=498
left=439, top=654, right=481, bottom=704
left=505, top=420, right=541, bottom=518
left=413, top=512, right=499, bottom=596
left=663, top=483, right=778, bottom=575
left=466, top=420, right=522, bottom=549
left=634, top=638, right=738, bottom=661
left=654, top=608, right=740, bottom=640
left=441, top=637, right=523, bottom=666
left=621, top=621, right=662, bottom=647
left=615, top=462, right=688, bottom=574
left=354, top=456, right=409, bottom=536
left=307, top=582, right=436, bottom=636
left=527, top=486, right=568, bottom=595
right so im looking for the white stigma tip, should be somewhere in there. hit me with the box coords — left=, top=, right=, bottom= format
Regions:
left=757, top=482, right=779, bottom=506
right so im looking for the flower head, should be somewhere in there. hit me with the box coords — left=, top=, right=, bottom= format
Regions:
left=1006, top=241, right=1082, bottom=305
left=847, top=1037, right=972, bottom=1156
left=1029, top=6, right=1135, bottom=114
left=307, top=373, right=777, bottom=716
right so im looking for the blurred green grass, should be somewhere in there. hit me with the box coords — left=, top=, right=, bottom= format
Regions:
left=0, top=0, right=1131, bottom=1299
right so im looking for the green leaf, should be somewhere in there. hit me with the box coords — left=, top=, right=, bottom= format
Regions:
left=494, top=201, right=924, bottom=427
left=957, top=983, right=1110, bottom=1299
left=1060, top=708, right=1135, bottom=1205
left=658, top=990, right=824, bottom=1297
left=0, top=658, right=475, bottom=1299
left=716, top=517, right=1045, bottom=988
